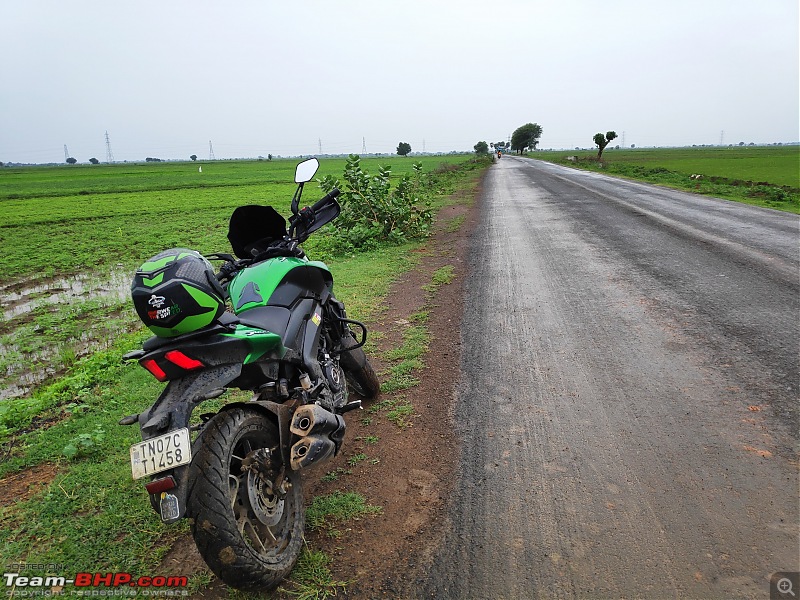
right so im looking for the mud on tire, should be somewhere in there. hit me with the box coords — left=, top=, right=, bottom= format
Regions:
left=186, top=407, right=304, bottom=592
left=339, top=331, right=380, bottom=400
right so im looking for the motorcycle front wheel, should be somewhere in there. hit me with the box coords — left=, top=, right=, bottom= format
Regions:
left=339, top=331, right=380, bottom=399
left=186, top=407, right=304, bottom=592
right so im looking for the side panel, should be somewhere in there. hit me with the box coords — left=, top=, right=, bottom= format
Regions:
left=228, top=258, right=333, bottom=314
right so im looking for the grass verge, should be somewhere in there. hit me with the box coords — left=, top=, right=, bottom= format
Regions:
left=528, top=146, right=799, bottom=213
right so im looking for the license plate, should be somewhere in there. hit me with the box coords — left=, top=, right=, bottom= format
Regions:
left=130, top=428, right=191, bottom=479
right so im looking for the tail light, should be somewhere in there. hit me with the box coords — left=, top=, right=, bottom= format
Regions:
left=164, top=351, right=204, bottom=370
left=142, top=359, right=168, bottom=382
left=140, top=351, right=205, bottom=382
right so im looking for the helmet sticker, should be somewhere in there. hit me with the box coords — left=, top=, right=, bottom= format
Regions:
left=148, top=304, right=181, bottom=321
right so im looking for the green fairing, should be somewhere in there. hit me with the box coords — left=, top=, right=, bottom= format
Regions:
left=228, top=258, right=331, bottom=313
left=223, top=326, right=285, bottom=364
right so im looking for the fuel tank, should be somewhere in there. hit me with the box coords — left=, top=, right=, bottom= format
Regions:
left=228, top=257, right=333, bottom=313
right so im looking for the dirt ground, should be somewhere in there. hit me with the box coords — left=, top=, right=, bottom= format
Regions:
left=155, top=181, right=482, bottom=598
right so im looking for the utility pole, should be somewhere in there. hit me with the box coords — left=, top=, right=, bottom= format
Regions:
left=362, top=137, right=367, bottom=154
left=64, top=145, right=70, bottom=161
left=105, top=131, right=114, bottom=163
left=720, top=130, right=725, bottom=146
left=208, top=140, right=216, bottom=161
left=319, top=138, right=323, bottom=155
left=621, top=131, right=626, bottom=148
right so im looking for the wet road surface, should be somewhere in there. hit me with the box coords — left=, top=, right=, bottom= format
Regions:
left=418, top=157, right=799, bottom=599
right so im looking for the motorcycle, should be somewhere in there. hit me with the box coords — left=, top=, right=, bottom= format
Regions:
left=120, top=158, right=380, bottom=591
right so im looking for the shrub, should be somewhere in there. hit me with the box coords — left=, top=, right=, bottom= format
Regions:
left=318, top=154, right=433, bottom=252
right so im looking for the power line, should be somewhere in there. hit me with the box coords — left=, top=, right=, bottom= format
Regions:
left=105, top=131, right=114, bottom=163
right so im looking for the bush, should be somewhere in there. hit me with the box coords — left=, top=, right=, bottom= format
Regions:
left=318, top=154, right=433, bottom=253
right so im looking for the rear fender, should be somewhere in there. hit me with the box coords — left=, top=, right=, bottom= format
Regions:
left=138, top=363, right=243, bottom=438
left=137, top=363, right=242, bottom=523
left=146, top=397, right=298, bottom=522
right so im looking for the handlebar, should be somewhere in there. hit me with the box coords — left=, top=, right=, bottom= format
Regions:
left=311, top=188, right=340, bottom=211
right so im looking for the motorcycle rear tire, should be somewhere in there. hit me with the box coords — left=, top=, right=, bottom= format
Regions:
left=186, top=407, right=304, bottom=592
left=339, top=331, right=380, bottom=400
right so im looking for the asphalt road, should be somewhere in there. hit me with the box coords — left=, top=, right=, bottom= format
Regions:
left=418, top=157, right=799, bottom=599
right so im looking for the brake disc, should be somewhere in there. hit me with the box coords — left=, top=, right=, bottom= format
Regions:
left=247, top=469, right=284, bottom=527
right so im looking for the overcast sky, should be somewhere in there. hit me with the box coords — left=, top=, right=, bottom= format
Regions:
left=1, top=1, right=798, bottom=163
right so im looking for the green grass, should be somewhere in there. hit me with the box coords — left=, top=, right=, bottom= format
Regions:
left=305, top=491, right=382, bottom=531
left=529, top=146, right=800, bottom=213
left=381, top=324, right=430, bottom=395
left=424, top=264, right=455, bottom=293
left=0, top=156, right=475, bottom=281
left=0, top=156, right=470, bottom=202
left=602, top=146, right=799, bottom=186
left=280, top=549, right=348, bottom=600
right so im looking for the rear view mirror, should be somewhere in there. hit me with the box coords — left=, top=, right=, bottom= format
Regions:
left=295, top=158, right=320, bottom=184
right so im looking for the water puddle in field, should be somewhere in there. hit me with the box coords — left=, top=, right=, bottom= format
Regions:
left=1, top=270, right=131, bottom=321
left=0, top=268, right=137, bottom=400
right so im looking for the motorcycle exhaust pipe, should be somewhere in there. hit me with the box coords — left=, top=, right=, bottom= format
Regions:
left=290, top=403, right=343, bottom=437
left=290, top=434, right=336, bottom=470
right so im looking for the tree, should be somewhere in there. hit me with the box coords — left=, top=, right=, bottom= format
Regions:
left=474, top=141, right=489, bottom=155
left=593, top=131, right=617, bottom=159
left=510, top=123, right=543, bottom=154
left=190, top=155, right=197, bottom=161
left=397, top=142, right=412, bottom=156
left=66, top=157, right=77, bottom=165
left=89, top=157, right=99, bottom=164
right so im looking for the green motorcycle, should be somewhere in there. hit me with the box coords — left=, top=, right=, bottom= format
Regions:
left=121, top=158, right=379, bottom=591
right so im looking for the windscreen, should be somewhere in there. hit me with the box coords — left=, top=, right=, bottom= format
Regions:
left=227, top=205, right=287, bottom=259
